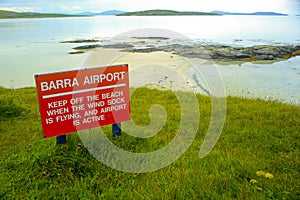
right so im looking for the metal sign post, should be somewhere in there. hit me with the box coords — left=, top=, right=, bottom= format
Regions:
left=112, top=123, right=121, bottom=136
left=56, top=135, right=67, bottom=144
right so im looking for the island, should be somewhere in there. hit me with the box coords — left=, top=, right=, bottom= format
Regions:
left=116, top=9, right=220, bottom=16
left=0, top=10, right=86, bottom=19
left=211, top=10, right=288, bottom=16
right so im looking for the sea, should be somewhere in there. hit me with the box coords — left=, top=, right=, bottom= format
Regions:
left=0, top=15, right=299, bottom=104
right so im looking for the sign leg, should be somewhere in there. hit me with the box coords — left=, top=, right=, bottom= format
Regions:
left=56, top=135, right=66, bottom=144
left=112, top=123, right=121, bottom=136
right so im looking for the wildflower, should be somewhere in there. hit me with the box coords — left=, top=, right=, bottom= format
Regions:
left=250, top=179, right=257, bottom=184
left=256, top=170, right=265, bottom=177
left=265, top=173, right=274, bottom=179
left=77, top=143, right=81, bottom=147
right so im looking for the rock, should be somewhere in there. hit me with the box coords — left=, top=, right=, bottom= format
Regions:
left=215, top=49, right=233, bottom=58
left=231, top=51, right=250, bottom=59
left=294, top=45, right=300, bottom=50
left=102, top=43, right=134, bottom=49
left=256, top=55, right=272, bottom=60
left=206, top=44, right=231, bottom=48
left=73, top=43, right=134, bottom=50
left=131, top=36, right=169, bottom=40
left=61, top=39, right=99, bottom=43
left=73, top=44, right=101, bottom=50
left=69, top=51, right=85, bottom=54
left=253, top=47, right=279, bottom=56
left=274, top=46, right=293, bottom=56
left=293, top=50, right=300, bottom=55
left=128, top=47, right=160, bottom=53
left=181, top=52, right=211, bottom=59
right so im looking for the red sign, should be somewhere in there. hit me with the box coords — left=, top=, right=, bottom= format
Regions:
left=35, top=65, right=130, bottom=138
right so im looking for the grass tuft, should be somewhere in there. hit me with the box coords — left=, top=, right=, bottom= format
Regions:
left=0, top=97, right=28, bottom=120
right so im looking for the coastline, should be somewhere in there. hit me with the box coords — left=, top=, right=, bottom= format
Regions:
left=68, top=38, right=300, bottom=64
left=61, top=38, right=300, bottom=105
left=1, top=34, right=299, bottom=105
left=2, top=39, right=299, bottom=105
left=24, top=39, right=298, bottom=106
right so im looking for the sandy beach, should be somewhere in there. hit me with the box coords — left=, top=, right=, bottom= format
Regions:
left=76, top=46, right=300, bottom=105
left=83, top=48, right=206, bottom=93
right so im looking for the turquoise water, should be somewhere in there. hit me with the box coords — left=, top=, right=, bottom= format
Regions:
left=189, top=57, right=300, bottom=105
left=1, top=16, right=299, bottom=43
left=0, top=16, right=299, bottom=104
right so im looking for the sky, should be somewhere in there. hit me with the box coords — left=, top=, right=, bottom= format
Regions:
left=0, top=0, right=299, bottom=15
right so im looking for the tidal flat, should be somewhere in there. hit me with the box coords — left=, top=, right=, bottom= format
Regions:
left=61, top=37, right=300, bottom=105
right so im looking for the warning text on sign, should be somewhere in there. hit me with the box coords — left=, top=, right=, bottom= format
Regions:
left=35, top=65, right=130, bottom=138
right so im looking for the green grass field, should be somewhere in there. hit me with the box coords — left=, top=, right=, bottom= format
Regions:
left=0, top=86, right=299, bottom=199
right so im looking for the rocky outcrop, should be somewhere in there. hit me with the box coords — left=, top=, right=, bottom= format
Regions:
left=68, top=39, right=300, bottom=63
left=129, top=44, right=300, bottom=62
left=61, top=39, right=100, bottom=43
left=73, top=43, right=134, bottom=50
left=73, top=44, right=102, bottom=50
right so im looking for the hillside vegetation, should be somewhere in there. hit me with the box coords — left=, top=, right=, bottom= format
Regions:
left=0, top=10, right=82, bottom=19
left=0, top=86, right=299, bottom=199
left=117, top=9, right=220, bottom=16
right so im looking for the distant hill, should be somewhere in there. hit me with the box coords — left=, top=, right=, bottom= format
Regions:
left=77, top=10, right=125, bottom=16
left=212, top=10, right=288, bottom=16
left=0, top=10, right=84, bottom=19
left=96, top=10, right=125, bottom=15
left=76, top=11, right=95, bottom=16
left=117, top=9, right=220, bottom=16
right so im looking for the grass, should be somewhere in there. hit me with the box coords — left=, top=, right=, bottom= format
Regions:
left=0, top=86, right=299, bottom=199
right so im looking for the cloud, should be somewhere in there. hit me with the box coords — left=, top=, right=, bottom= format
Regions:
left=59, top=5, right=82, bottom=12
left=0, top=6, right=39, bottom=12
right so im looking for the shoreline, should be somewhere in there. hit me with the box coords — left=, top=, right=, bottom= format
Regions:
left=89, top=46, right=300, bottom=105
left=60, top=38, right=300, bottom=105
left=30, top=44, right=300, bottom=105
left=1, top=38, right=299, bottom=106
left=65, top=38, right=300, bottom=64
